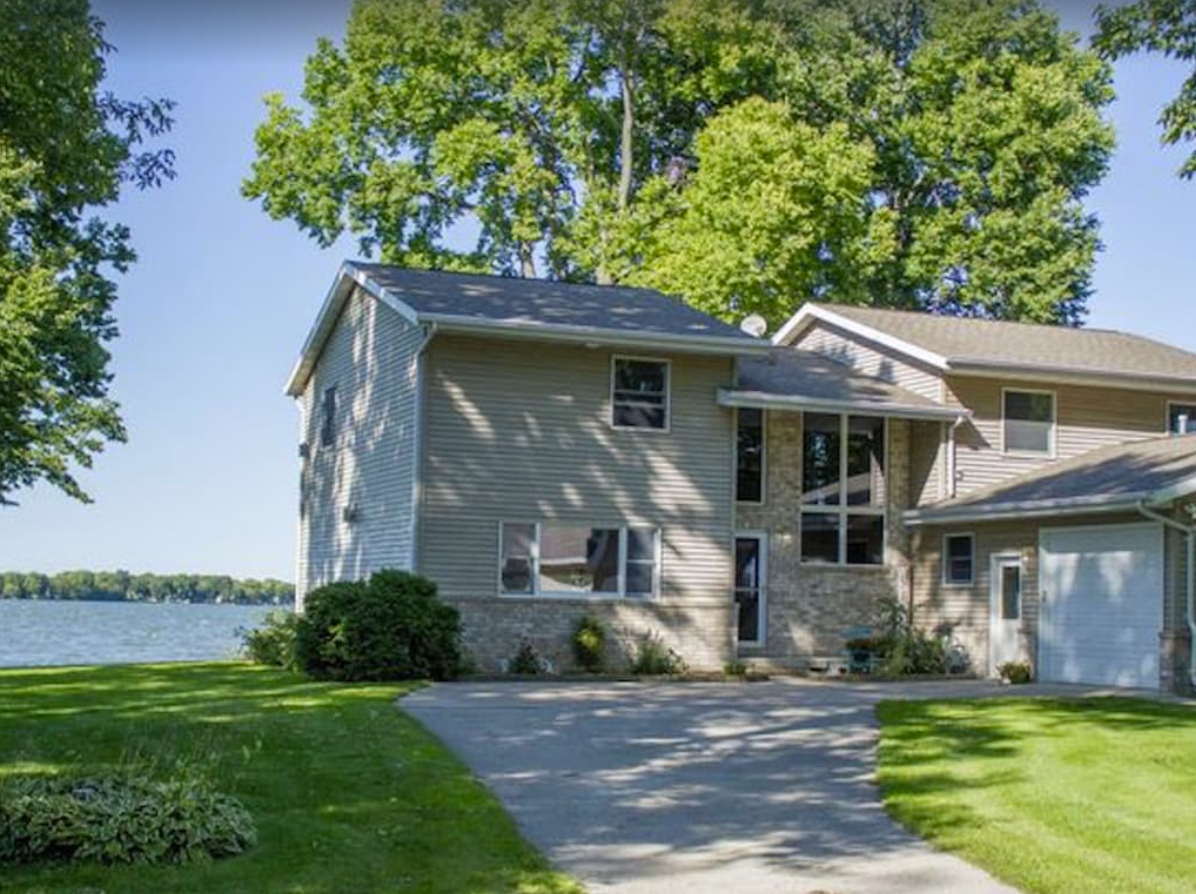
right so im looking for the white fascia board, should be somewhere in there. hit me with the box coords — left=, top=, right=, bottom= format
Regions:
left=947, top=361, right=1196, bottom=396
left=718, top=388, right=970, bottom=422
left=284, top=263, right=424, bottom=397
left=1144, top=474, right=1196, bottom=507
left=771, top=304, right=950, bottom=370
left=423, top=314, right=772, bottom=356
left=903, top=493, right=1146, bottom=527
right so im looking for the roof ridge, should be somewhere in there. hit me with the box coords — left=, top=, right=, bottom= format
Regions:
left=347, top=260, right=677, bottom=298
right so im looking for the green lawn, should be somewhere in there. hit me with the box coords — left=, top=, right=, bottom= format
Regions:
left=877, top=697, right=1196, bottom=894
left=0, top=662, right=581, bottom=894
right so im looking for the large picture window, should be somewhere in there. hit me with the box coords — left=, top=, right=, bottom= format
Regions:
left=800, top=413, right=885, bottom=565
left=1003, top=389, right=1054, bottom=454
left=736, top=407, right=764, bottom=503
left=611, top=357, right=669, bottom=430
left=499, top=522, right=661, bottom=597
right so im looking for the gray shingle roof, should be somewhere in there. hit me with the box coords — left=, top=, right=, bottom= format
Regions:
left=729, top=349, right=962, bottom=419
left=352, top=263, right=756, bottom=343
left=818, top=304, right=1196, bottom=383
left=907, top=434, right=1196, bottom=524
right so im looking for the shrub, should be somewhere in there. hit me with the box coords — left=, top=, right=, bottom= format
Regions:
left=724, top=660, right=748, bottom=677
left=0, top=774, right=256, bottom=865
left=999, top=660, right=1033, bottom=684
left=240, top=609, right=298, bottom=669
left=629, top=633, right=686, bottom=676
left=571, top=615, right=606, bottom=672
left=294, top=570, right=462, bottom=681
left=508, top=641, right=543, bottom=675
left=866, top=596, right=952, bottom=676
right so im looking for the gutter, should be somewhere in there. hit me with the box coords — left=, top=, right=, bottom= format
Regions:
left=717, top=389, right=971, bottom=423
left=1136, top=500, right=1196, bottom=690
left=904, top=493, right=1147, bottom=526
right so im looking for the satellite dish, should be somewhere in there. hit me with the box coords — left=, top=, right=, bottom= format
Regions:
left=739, top=314, right=767, bottom=338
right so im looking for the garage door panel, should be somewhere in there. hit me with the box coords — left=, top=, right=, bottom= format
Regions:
left=1040, top=524, right=1163, bottom=690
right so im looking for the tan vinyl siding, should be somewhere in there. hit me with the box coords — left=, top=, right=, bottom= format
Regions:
left=946, top=375, right=1182, bottom=495
left=297, top=286, right=422, bottom=601
left=909, top=420, right=945, bottom=506
left=794, top=320, right=943, bottom=400
left=417, top=335, right=736, bottom=606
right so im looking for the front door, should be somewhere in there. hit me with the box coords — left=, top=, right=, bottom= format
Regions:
left=989, top=554, right=1023, bottom=673
left=735, top=535, right=766, bottom=646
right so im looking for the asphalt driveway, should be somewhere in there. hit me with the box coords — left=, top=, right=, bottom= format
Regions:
left=403, top=678, right=1065, bottom=894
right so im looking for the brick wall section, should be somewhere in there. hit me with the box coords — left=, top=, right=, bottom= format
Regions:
left=734, top=413, right=919, bottom=667
left=452, top=598, right=733, bottom=673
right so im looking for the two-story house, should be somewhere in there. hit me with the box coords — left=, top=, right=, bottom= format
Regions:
left=289, top=263, right=1196, bottom=692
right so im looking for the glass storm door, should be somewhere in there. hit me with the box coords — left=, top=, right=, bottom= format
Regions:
left=735, top=536, right=766, bottom=646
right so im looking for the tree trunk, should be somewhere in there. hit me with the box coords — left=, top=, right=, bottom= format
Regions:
left=618, top=63, right=635, bottom=212
left=519, top=242, right=536, bottom=278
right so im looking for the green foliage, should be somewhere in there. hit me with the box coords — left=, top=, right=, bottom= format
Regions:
left=0, top=569, right=293, bottom=604
left=629, top=633, right=686, bottom=676
left=0, top=773, right=255, bottom=865
left=0, top=0, right=175, bottom=504
left=861, top=595, right=956, bottom=676
left=998, top=660, right=1034, bottom=684
left=723, top=660, right=748, bottom=677
left=571, top=615, right=607, bottom=673
left=1095, top=0, right=1196, bottom=178
left=508, top=641, right=543, bottom=675
left=247, top=0, right=1113, bottom=326
left=294, top=570, right=463, bottom=681
left=240, top=610, right=299, bottom=669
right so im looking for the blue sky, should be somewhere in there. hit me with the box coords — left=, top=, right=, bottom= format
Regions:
left=0, top=1, right=1191, bottom=580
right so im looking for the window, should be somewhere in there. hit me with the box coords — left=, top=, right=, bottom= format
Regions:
left=1003, top=389, right=1054, bottom=454
left=1000, top=562, right=1021, bottom=620
left=736, top=408, right=764, bottom=503
left=320, top=385, right=337, bottom=447
left=1169, top=403, right=1196, bottom=434
left=498, top=523, right=660, bottom=597
left=943, top=534, right=975, bottom=585
left=800, top=414, right=885, bottom=565
left=612, top=357, right=669, bottom=429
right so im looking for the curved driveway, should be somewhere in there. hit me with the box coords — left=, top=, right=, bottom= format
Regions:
left=403, top=678, right=1044, bottom=894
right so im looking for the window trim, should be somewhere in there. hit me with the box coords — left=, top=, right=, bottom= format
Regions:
left=320, top=384, right=338, bottom=448
left=735, top=406, right=766, bottom=505
left=1166, top=400, right=1196, bottom=434
left=497, top=521, right=661, bottom=599
left=942, top=532, right=976, bottom=587
left=798, top=414, right=888, bottom=566
left=733, top=531, right=768, bottom=647
left=1000, top=387, right=1056, bottom=457
left=610, top=355, right=671, bottom=433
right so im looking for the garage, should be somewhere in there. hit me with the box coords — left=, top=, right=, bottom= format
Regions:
left=1039, top=523, right=1164, bottom=690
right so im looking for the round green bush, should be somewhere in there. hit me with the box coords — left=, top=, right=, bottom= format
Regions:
left=0, top=774, right=256, bottom=865
left=240, top=609, right=299, bottom=668
left=295, top=570, right=463, bottom=681
left=571, top=615, right=606, bottom=672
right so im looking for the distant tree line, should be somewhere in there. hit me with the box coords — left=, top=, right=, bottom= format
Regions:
left=0, top=571, right=294, bottom=605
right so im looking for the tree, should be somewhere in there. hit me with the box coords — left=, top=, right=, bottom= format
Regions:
left=1095, top=0, right=1196, bottom=179
left=247, top=0, right=1112, bottom=326
left=0, top=0, right=175, bottom=505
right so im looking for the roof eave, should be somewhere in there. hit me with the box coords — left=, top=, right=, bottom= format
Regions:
left=946, top=360, right=1196, bottom=395
left=770, top=304, right=950, bottom=370
left=903, top=493, right=1149, bottom=527
left=718, top=388, right=969, bottom=421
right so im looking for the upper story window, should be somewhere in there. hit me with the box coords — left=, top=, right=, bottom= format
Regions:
left=736, top=408, right=764, bottom=503
left=1002, top=389, right=1054, bottom=455
left=800, top=413, right=885, bottom=565
left=1169, top=402, right=1196, bottom=434
left=499, top=522, right=660, bottom=598
left=320, top=385, right=337, bottom=447
left=611, top=357, right=669, bottom=430
left=943, top=533, right=975, bottom=585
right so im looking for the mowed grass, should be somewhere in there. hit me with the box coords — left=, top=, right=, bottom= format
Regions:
left=0, top=662, right=582, bottom=894
left=877, top=697, right=1196, bottom=894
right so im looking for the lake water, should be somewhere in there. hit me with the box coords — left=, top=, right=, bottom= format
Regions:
left=0, top=600, right=282, bottom=668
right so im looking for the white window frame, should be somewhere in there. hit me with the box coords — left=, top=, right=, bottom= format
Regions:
left=942, top=532, right=976, bottom=587
left=610, top=355, right=671, bottom=433
left=735, top=406, right=766, bottom=505
left=497, top=521, right=661, bottom=599
left=1000, top=387, right=1056, bottom=457
left=1166, top=400, right=1196, bottom=434
left=798, top=414, right=888, bottom=566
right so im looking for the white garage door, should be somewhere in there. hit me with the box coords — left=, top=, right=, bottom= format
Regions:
left=1039, top=523, right=1163, bottom=690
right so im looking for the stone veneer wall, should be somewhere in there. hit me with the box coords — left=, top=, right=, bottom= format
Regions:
left=452, top=598, right=733, bottom=673
left=734, top=413, right=916, bottom=666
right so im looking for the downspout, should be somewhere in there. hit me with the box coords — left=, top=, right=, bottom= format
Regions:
left=946, top=415, right=966, bottom=499
left=1136, top=500, right=1196, bottom=690
left=410, top=322, right=437, bottom=575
